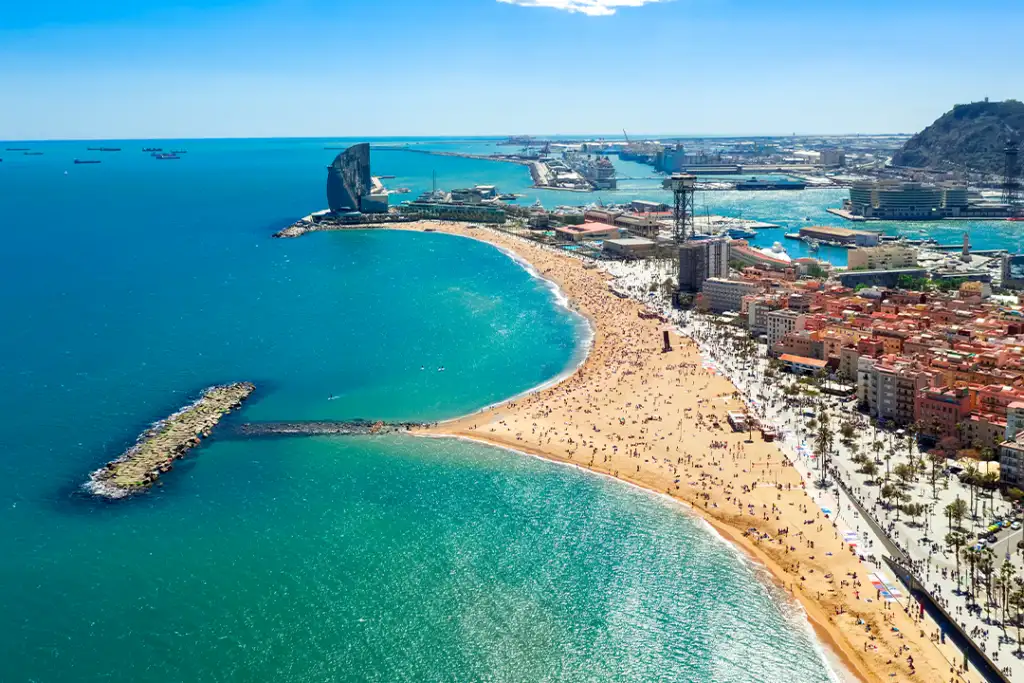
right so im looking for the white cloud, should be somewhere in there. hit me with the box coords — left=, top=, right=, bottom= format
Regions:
left=497, top=0, right=672, bottom=16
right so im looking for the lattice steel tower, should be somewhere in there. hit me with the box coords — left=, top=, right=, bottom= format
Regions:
left=1004, top=139, right=1021, bottom=215
left=670, top=173, right=696, bottom=242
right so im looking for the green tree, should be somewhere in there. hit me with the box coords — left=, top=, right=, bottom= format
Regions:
left=871, top=439, right=884, bottom=465
left=946, top=497, right=968, bottom=531
left=998, top=562, right=1017, bottom=629
left=840, top=422, right=856, bottom=443
left=815, top=410, right=834, bottom=481
left=946, top=531, right=968, bottom=587
left=1010, top=588, right=1024, bottom=654
left=893, top=463, right=914, bottom=488
left=904, top=502, right=927, bottom=527
left=928, top=451, right=945, bottom=500
left=860, top=461, right=880, bottom=480
left=977, top=550, right=996, bottom=620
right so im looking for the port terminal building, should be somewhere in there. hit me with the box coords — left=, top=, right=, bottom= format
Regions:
left=799, top=226, right=881, bottom=247
left=843, top=180, right=1012, bottom=220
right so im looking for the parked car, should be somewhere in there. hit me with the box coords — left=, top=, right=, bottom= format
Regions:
left=1012, top=521, right=1022, bottom=531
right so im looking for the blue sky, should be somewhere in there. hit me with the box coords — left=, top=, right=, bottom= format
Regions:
left=2, top=0, right=1023, bottom=139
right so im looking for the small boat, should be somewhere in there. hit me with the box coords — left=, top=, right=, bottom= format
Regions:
left=806, top=238, right=820, bottom=251
left=169, top=150, right=187, bottom=154
left=74, top=159, right=101, bottom=164
left=498, top=193, right=518, bottom=201
left=1009, top=217, right=1024, bottom=222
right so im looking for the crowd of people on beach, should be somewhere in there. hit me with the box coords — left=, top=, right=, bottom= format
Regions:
left=421, top=222, right=978, bottom=683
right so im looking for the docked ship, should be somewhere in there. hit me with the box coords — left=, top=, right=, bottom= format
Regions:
left=562, top=151, right=617, bottom=190
left=735, top=177, right=806, bottom=191
left=724, top=227, right=758, bottom=239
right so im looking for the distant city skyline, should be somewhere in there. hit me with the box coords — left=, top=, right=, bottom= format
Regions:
left=2, top=0, right=1023, bottom=140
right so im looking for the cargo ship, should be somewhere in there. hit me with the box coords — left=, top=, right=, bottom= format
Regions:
left=735, top=177, right=806, bottom=191
left=23, top=152, right=44, bottom=156
left=154, top=154, right=180, bottom=160
left=88, top=147, right=121, bottom=152
left=74, top=159, right=101, bottom=164
left=142, top=147, right=162, bottom=152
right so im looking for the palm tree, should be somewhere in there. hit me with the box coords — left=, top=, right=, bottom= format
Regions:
left=963, top=462, right=980, bottom=520
left=962, top=546, right=979, bottom=600
left=978, top=550, right=996, bottom=621
left=999, top=562, right=1017, bottom=628
left=1010, top=588, right=1024, bottom=654
left=815, top=410, right=834, bottom=482
left=905, top=425, right=918, bottom=477
left=946, top=531, right=967, bottom=588
left=871, top=439, right=884, bottom=469
left=928, top=450, right=945, bottom=500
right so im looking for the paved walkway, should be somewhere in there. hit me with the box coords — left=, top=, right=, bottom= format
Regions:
left=675, top=311, right=1019, bottom=682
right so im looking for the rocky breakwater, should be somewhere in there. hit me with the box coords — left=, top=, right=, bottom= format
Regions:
left=233, top=419, right=423, bottom=437
left=86, top=382, right=256, bottom=498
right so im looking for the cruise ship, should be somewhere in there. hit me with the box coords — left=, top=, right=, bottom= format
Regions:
left=562, top=151, right=617, bottom=190
left=735, top=177, right=806, bottom=191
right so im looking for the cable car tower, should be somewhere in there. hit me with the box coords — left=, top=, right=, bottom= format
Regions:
left=669, top=173, right=696, bottom=242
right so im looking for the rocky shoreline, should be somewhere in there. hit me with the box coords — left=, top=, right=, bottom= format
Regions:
left=86, top=382, right=255, bottom=498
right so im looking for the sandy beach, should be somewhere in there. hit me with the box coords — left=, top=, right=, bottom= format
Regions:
left=393, top=220, right=979, bottom=683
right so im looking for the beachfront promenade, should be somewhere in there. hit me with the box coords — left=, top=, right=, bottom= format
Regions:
left=677, top=313, right=1021, bottom=682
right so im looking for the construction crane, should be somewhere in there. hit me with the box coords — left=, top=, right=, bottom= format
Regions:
left=622, top=129, right=631, bottom=144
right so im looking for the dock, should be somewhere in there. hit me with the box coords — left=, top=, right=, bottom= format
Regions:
left=86, top=382, right=255, bottom=498
left=826, top=207, right=870, bottom=222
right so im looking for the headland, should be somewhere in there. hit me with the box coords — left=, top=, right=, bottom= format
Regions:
left=86, top=382, right=255, bottom=498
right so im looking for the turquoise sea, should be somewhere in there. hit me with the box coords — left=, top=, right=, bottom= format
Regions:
left=1, top=138, right=854, bottom=682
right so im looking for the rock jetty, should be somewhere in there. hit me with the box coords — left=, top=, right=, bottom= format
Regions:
left=233, top=419, right=422, bottom=437
left=86, top=382, right=255, bottom=498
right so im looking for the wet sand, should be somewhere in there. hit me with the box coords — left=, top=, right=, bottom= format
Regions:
left=395, top=221, right=975, bottom=683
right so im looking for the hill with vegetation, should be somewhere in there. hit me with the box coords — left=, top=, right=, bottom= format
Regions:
left=892, top=100, right=1024, bottom=173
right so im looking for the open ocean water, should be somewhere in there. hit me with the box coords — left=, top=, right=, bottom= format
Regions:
left=0, top=138, right=855, bottom=682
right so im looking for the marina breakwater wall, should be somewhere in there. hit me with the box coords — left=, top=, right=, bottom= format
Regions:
left=85, top=382, right=255, bottom=499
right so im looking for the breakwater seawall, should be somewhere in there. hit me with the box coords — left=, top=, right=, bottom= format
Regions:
left=231, top=419, right=423, bottom=437
left=86, top=382, right=255, bottom=498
